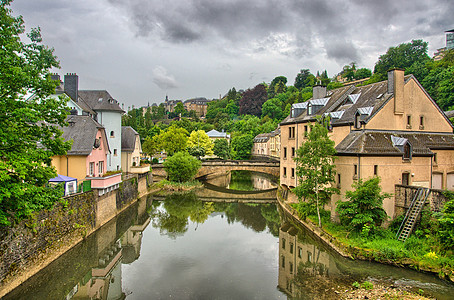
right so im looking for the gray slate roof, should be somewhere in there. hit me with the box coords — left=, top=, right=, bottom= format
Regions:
left=121, top=126, right=139, bottom=152
left=207, top=129, right=230, bottom=139
left=336, top=130, right=454, bottom=156
left=78, top=90, right=124, bottom=113
left=62, top=115, right=107, bottom=155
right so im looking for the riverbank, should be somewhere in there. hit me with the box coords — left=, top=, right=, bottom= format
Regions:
left=277, top=189, right=454, bottom=284
left=0, top=173, right=153, bottom=298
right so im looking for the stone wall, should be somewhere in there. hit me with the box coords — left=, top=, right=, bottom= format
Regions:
left=394, top=184, right=449, bottom=217
left=0, top=171, right=152, bottom=295
left=0, top=191, right=96, bottom=283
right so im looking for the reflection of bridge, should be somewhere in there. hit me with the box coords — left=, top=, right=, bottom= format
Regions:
left=196, top=182, right=277, bottom=203
left=152, top=159, right=280, bottom=179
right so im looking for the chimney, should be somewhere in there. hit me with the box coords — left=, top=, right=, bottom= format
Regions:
left=51, top=73, right=61, bottom=83
left=312, top=85, right=327, bottom=99
left=64, top=73, right=78, bottom=102
left=388, top=69, right=405, bottom=114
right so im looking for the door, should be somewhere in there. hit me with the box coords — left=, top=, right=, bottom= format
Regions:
left=447, top=173, right=454, bottom=190
left=432, top=173, right=443, bottom=190
left=402, top=173, right=410, bottom=186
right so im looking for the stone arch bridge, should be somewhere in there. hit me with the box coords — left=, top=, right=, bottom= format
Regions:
left=152, top=159, right=280, bottom=179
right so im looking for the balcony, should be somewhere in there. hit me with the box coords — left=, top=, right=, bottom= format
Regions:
left=129, top=164, right=151, bottom=174
left=87, top=173, right=122, bottom=195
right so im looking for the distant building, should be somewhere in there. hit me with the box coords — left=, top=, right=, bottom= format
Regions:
left=252, top=127, right=280, bottom=159
left=183, top=97, right=211, bottom=117
left=206, top=129, right=230, bottom=142
left=164, top=95, right=182, bottom=113
left=433, top=29, right=454, bottom=61
left=121, top=126, right=142, bottom=173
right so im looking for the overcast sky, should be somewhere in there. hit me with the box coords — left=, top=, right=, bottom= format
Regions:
left=10, top=0, right=454, bottom=108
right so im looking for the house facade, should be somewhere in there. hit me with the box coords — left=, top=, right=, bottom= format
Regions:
left=252, top=127, right=281, bottom=159
left=183, top=98, right=211, bottom=117
left=121, top=126, right=142, bottom=173
left=52, top=115, right=110, bottom=181
left=280, top=69, right=454, bottom=219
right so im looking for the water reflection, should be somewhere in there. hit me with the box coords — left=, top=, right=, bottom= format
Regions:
left=277, top=210, right=454, bottom=300
left=205, top=170, right=277, bottom=191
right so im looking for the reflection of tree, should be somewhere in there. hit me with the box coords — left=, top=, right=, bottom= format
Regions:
left=228, top=170, right=254, bottom=191
left=150, top=192, right=214, bottom=238
left=212, top=202, right=280, bottom=235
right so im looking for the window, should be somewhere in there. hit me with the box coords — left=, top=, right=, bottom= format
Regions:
left=289, top=262, right=294, bottom=274
left=283, top=167, right=287, bottom=177
left=434, top=152, right=438, bottom=164
left=291, top=168, right=295, bottom=178
left=407, top=115, right=412, bottom=128
left=89, top=162, right=95, bottom=176
left=282, top=238, right=286, bottom=249
left=98, top=161, right=104, bottom=175
left=304, top=125, right=308, bottom=136
left=307, top=251, right=312, bottom=263
left=354, top=164, right=358, bottom=176
left=114, top=149, right=117, bottom=156
left=281, top=256, right=285, bottom=269
left=298, top=247, right=302, bottom=258
left=355, top=112, right=361, bottom=129
left=338, top=174, right=341, bottom=184
left=289, top=127, right=295, bottom=139
left=291, top=147, right=295, bottom=157
left=374, top=165, right=378, bottom=176
left=290, top=243, right=293, bottom=254
left=420, top=115, right=424, bottom=129
left=403, top=143, right=412, bottom=160
left=110, top=131, right=114, bottom=137
left=283, top=147, right=287, bottom=159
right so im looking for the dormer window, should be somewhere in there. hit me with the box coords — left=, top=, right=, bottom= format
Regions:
left=354, top=111, right=361, bottom=129
left=391, top=135, right=412, bottom=160
left=403, top=143, right=412, bottom=160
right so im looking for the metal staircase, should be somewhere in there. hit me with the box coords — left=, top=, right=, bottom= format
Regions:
left=396, top=187, right=430, bottom=242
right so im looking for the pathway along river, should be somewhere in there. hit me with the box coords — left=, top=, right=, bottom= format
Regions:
left=4, top=171, right=454, bottom=299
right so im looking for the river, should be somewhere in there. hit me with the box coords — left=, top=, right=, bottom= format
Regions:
left=3, top=171, right=454, bottom=299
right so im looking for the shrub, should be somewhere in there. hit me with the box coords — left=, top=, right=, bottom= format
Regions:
left=163, top=151, right=201, bottom=182
left=152, top=158, right=159, bottom=164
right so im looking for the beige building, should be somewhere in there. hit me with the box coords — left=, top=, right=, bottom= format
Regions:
left=121, top=126, right=142, bottom=173
left=280, top=69, right=454, bottom=219
left=252, top=127, right=281, bottom=159
left=183, top=98, right=211, bottom=117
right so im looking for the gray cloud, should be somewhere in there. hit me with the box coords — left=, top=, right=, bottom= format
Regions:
left=152, top=66, right=179, bottom=90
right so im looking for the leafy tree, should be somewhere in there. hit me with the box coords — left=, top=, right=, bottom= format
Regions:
left=293, top=118, right=338, bottom=227
left=373, top=39, right=430, bottom=81
left=239, top=84, right=268, bottom=116
left=142, top=135, right=160, bottom=156
left=0, top=1, right=72, bottom=226
left=354, top=68, right=372, bottom=80
left=173, top=102, right=186, bottom=117
left=437, top=196, right=454, bottom=250
left=213, top=139, right=230, bottom=159
left=342, top=63, right=356, bottom=81
left=268, top=76, right=287, bottom=98
left=262, top=97, right=284, bottom=120
left=294, top=69, right=316, bottom=90
left=319, top=70, right=330, bottom=86
left=231, top=134, right=253, bottom=160
left=163, top=151, right=201, bottom=182
left=187, top=146, right=205, bottom=159
left=327, top=81, right=344, bottom=90
left=155, top=125, right=188, bottom=155
left=187, top=130, right=214, bottom=155
left=336, top=177, right=390, bottom=236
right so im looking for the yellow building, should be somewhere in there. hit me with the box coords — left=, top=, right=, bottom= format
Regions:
left=121, top=126, right=142, bottom=173
left=252, top=127, right=280, bottom=159
left=280, top=69, right=454, bottom=219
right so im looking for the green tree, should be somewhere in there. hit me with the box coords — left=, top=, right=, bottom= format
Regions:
left=231, top=134, right=253, bottom=160
left=262, top=97, right=284, bottom=120
left=342, top=62, right=356, bottom=81
left=163, top=152, right=201, bottom=182
left=438, top=193, right=454, bottom=250
left=155, top=125, right=188, bottom=156
left=354, top=68, right=372, bottom=80
left=0, top=1, right=72, bottom=226
left=187, top=130, right=214, bottom=155
left=373, top=39, right=430, bottom=81
left=294, top=69, right=316, bottom=90
left=336, top=177, right=390, bottom=236
left=213, top=139, right=230, bottom=159
left=173, top=102, right=186, bottom=116
left=268, top=76, right=287, bottom=98
left=142, top=135, right=160, bottom=157
left=293, top=118, right=338, bottom=227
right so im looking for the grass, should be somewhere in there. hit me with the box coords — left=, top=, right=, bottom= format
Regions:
left=290, top=204, right=454, bottom=279
left=152, top=179, right=202, bottom=193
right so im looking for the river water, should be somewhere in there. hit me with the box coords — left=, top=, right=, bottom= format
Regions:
left=3, top=171, right=454, bottom=299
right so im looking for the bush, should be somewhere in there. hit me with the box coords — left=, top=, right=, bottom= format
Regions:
left=163, top=151, right=201, bottom=182
left=152, top=158, right=159, bottom=164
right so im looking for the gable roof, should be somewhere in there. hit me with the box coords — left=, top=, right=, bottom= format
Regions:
left=78, top=90, right=124, bottom=113
left=121, top=126, right=139, bottom=152
left=207, top=129, right=230, bottom=138
left=336, top=130, right=454, bottom=156
left=61, top=115, right=108, bottom=155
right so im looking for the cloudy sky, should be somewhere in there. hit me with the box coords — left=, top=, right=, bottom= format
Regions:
left=10, top=0, right=454, bottom=108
